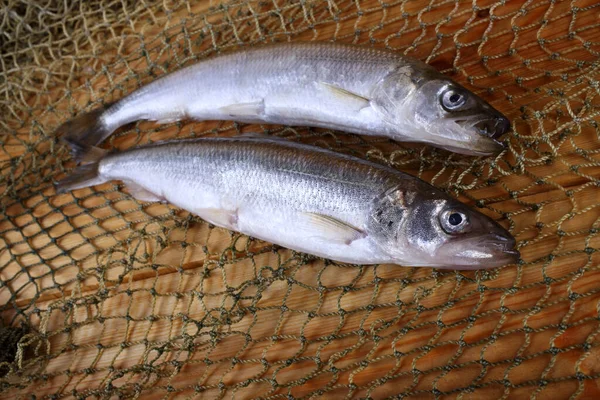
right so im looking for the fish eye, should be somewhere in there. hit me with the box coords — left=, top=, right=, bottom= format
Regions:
left=439, top=209, right=470, bottom=234
left=441, top=88, right=467, bottom=111
left=448, top=212, right=463, bottom=225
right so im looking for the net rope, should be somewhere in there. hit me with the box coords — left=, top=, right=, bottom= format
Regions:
left=1, top=0, right=600, bottom=398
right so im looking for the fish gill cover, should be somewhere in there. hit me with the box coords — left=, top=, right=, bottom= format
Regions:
left=0, top=0, right=599, bottom=398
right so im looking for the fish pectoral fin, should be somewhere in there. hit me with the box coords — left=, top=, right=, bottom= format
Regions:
left=219, top=100, right=265, bottom=117
left=300, top=212, right=365, bottom=245
left=196, top=208, right=239, bottom=230
left=319, top=82, right=371, bottom=107
left=125, top=182, right=165, bottom=203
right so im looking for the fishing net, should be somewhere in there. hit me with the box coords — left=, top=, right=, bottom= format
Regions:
left=1, top=0, right=600, bottom=398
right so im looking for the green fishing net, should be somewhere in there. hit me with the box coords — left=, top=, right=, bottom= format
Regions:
left=1, top=0, right=600, bottom=398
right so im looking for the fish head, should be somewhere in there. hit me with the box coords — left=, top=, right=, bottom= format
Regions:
left=411, top=78, right=510, bottom=154
left=370, top=187, right=519, bottom=268
left=373, top=63, right=510, bottom=156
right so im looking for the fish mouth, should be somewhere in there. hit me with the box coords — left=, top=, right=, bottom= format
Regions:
left=438, top=135, right=505, bottom=157
left=448, top=234, right=519, bottom=268
left=455, top=114, right=511, bottom=140
left=440, top=115, right=510, bottom=156
left=473, top=116, right=511, bottom=140
left=474, top=233, right=520, bottom=261
left=487, top=241, right=520, bottom=259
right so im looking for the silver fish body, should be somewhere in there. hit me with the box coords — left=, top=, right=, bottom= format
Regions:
left=57, top=137, right=518, bottom=268
left=60, top=43, right=509, bottom=156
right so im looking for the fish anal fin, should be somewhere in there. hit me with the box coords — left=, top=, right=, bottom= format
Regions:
left=319, top=82, right=371, bottom=108
left=153, top=108, right=188, bottom=124
left=196, top=208, right=239, bottom=230
left=219, top=100, right=265, bottom=118
left=125, top=182, right=164, bottom=203
left=300, top=212, right=365, bottom=245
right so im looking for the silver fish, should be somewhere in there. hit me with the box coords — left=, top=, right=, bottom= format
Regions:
left=56, top=137, right=519, bottom=268
left=58, top=42, right=510, bottom=156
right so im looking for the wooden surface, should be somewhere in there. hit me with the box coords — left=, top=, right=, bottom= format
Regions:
left=1, top=0, right=600, bottom=398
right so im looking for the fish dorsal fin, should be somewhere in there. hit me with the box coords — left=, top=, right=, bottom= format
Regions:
left=300, top=212, right=365, bottom=245
left=235, top=132, right=291, bottom=143
left=238, top=132, right=268, bottom=139
left=319, top=82, right=371, bottom=107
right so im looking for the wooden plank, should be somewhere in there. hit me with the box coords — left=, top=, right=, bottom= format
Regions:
left=2, top=0, right=600, bottom=398
left=2, top=245, right=599, bottom=398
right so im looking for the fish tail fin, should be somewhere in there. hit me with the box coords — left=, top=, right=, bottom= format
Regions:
left=55, top=141, right=108, bottom=193
left=56, top=104, right=113, bottom=148
left=63, top=136, right=108, bottom=164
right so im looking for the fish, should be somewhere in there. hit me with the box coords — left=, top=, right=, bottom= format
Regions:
left=56, top=136, right=519, bottom=269
left=57, top=42, right=510, bottom=156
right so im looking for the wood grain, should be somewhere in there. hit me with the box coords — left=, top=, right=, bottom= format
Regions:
left=1, top=0, right=600, bottom=399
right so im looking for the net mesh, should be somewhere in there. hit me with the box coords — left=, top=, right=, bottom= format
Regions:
left=1, top=0, right=600, bottom=398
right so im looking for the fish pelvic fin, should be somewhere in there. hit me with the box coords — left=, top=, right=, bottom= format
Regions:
left=56, top=103, right=113, bottom=148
